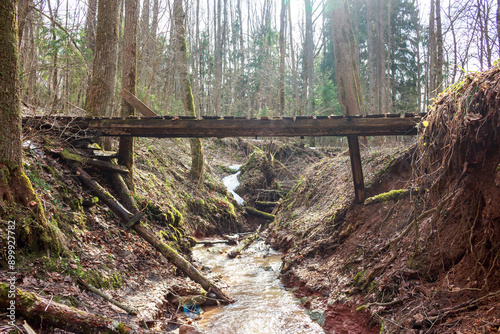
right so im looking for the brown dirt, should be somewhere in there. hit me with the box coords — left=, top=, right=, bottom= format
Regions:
left=324, top=303, right=380, bottom=334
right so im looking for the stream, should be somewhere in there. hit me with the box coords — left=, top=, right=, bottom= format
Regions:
left=222, top=164, right=245, bottom=205
left=192, top=241, right=325, bottom=334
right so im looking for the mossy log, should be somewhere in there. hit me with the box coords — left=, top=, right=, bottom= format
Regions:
left=245, top=206, right=276, bottom=221
left=255, top=201, right=278, bottom=210
left=364, top=188, right=416, bottom=205
left=227, top=226, right=261, bottom=258
left=75, top=168, right=232, bottom=304
left=0, top=283, right=133, bottom=333
left=62, top=149, right=129, bottom=173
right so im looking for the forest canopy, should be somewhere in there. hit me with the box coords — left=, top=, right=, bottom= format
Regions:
left=17, top=0, right=500, bottom=117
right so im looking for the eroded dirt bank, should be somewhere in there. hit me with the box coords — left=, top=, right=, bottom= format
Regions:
left=267, top=67, right=500, bottom=333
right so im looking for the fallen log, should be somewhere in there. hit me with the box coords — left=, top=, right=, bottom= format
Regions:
left=0, top=283, right=134, bottom=333
left=77, top=278, right=137, bottom=314
left=61, top=149, right=129, bottom=173
left=255, top=201, right=278, bottom=210
left=75, top=167, right=232, bottom=304
left=227, top=225, right=261, bottom=258
left=245, top=206, right=276, bottom=221
left=198, top=239, right=235, bottom=246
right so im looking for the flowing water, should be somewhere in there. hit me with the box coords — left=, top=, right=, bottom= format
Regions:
left=222, top=165, right=245, bottom=205
left=192, top=241, right=325, bottom=334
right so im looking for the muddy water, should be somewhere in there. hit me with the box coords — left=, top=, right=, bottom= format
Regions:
left=192, top=241, right=325, bottom=334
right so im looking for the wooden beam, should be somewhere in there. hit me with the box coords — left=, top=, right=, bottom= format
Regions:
left=347, top=135, right=365, bottom=203
left=119, top=88, right=158, bottom=117
left=87, top=116, right=420, bottom=138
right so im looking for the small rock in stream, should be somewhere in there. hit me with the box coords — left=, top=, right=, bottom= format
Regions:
left=179, top=324, right=203, bottom=334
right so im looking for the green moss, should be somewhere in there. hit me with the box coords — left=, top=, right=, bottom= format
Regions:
left=60, top=149, right=84, bottom=163
left=364, top=189, right=409, bottom=205
left=84, top=270, right=123, bottom=290
left=352, top=270, right=365, bottom=285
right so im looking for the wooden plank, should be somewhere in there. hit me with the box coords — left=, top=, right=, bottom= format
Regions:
left=119, top=88, right=158, bottom=117
left=347, top=135, right=365, bottom=203
left=86, top=116, right=420, bottom=138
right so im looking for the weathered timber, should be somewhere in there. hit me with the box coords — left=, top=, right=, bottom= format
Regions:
left=74, top=167, right=232, bottom=304
left=255, top=201, right=278, bottom=210
left=87, top=116, right=419, bottom=138
left=348, top=135, right=365, bottom=203
left=61, top=150, right=129, bottom=173
left=198, top=239, right=236, bottom=246
left=119, top=88, right=158, bottom=117
left=77, top=278, right=137, bottom=314
left=245, top=206, right=276, bottom=220
left=23, top=115, right=420, bottom=138
left=0, top=283, right=134, bottom=333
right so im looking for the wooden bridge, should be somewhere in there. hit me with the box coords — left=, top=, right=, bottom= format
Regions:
left=23, top=113, right=423, bottom=203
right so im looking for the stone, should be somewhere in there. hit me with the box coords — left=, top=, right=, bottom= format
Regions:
left=179, top=324, right=203, bottom=334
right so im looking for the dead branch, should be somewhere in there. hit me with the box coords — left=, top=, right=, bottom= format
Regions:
left=77, top=278, right=137, bottom=315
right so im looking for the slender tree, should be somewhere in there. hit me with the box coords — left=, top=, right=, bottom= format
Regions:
left=302, top=0, right=314, bottom=115
left=173, top=0, right=204, bottom=182
left=86, top=0, right=120, bottom=118
left=279, top=0, right=287, bottom=116
left=118, top=0, right=139, bottom=186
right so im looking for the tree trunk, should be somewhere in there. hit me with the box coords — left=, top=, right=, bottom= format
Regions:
left=330, top=0, right=365, bottom=202
left=86, top=0, right=119, bottom=119
left=375, top=0, right=386, bottom=114
left=47, top=0, right=59, bottom=111
left=288, top=3, right=298, bottom=116
left=0, top=0, right=54, bottom=251
left=366, top=0, right=376, bottom=113
left=330, top=0, right=364, bottom=116
left=497, top=0, right=500, bottom=57
left=0, top=284, right=134, bottom=333
left=86, top=0, right=97, bottom=53
left=173, top=0, right=204, bottom=182
left=435, top=0, right=443, bottom=93
left=428, top=0, right=436, bottom=98
left=214, top=0, right=222, bottom=116
left=279, top=0, right=286, bottom=116
left=119, top=0, right=139, bottom=187
left=85, top=0, right=97, bottom=107
left=302, top=0, right=314, bottom=116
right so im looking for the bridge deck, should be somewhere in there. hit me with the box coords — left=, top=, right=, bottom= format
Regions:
left=23, top=114, right=422, bottom=138
left=23, top=114, right=423, bottom=203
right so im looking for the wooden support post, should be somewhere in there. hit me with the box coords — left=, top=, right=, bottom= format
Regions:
left=347, top=135, right=365, bottom=203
